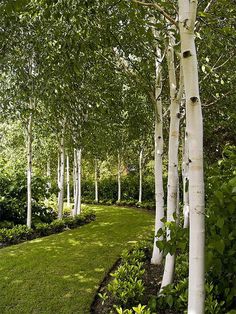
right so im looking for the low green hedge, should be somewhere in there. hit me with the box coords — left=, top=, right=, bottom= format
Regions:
left=0, top=210, right=96, bottom=247
left=98, top=237, right=153, bottom=314
left=82, top=198, right=155, bottom=210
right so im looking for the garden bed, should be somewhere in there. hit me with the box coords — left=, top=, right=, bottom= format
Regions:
left=0, top=210, right=96, bottom=248
left=91, top=240, right=177, bottom=314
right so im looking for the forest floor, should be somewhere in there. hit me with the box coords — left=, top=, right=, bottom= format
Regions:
left=0, top=205, right=154, bottom=314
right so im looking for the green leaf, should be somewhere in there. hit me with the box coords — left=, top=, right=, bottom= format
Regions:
left=166, top=295, right=173, bottom=307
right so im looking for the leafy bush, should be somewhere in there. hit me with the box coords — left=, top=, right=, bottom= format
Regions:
left=206, top=175, right=236, bottom=311
left=0, top=210, right=96, bottom=247
left=0, top=225, right=34, bottom=245
left=35, top=222, right=51, bottom=236
left=115, top=304, right=151, bottom=314
left=99, top=245, right=149, bottom=312
left=0, top=170, right=56, bottom=225
left=0, top=220, right=14, bottom=229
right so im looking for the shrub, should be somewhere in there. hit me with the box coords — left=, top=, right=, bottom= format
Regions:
left=34, top=222, right=51, bottom=236
left=106, top=248, right=147, bottom=308
left=0, top=225, right=34, bottom=246
left=0, top=171, right=56, bottom=225
left=0, top=220, right=14, bottom=229
left=50, top=220, right=65, bottom=233
left=0, top=210, right=96, bottom=247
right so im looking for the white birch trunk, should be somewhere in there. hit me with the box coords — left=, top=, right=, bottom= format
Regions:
left=66, top=154, right=70, bottom=207
left=73, top=149, right=81, bottom=216
left=182, top=130, right=190, bottom=228
left=151, top=39, right=164, bottom=265
left=117, top=153, right=121, bottom=202
left=73, top=149, right=77, bottom=206
left=46, top=160, right=51, bottom=189
left=94, top=158, right=98, bottom=203
left=179, top=1, right=205, bottom=312
left=138, top=149, right=143, bottom=203
left=58, top=127, right=65, bottom=219
left=161, top=33, right=182, bottom=288
left=57, top=154, right=60, bottom=189
left=26, top=112, right=33, bottom=228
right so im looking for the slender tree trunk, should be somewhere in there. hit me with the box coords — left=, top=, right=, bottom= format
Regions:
left=66, top=154, right=70, bottom=207
left=57, top=154, right=60, bottom=189
left=46, top=160, right=51, bottom=189
left=94, top=158, right=98, bottom=203
left=161, top=33, right=183, bottom=288
left=179, top=1, right=205, bottom=312
left=73, top=149, right=77, bottom=206
left=138, top=149, right=143, bottom=203
left=151, top=40, right=164, bottom=265
left=117, top=153, right=121, bottom=202
left=74, top=149, right=81, bottom=216
left=26, top=112, right=33, bottom=228
left=182, top=130, right=189, bottom=228
left=58, top=126, right=65, bottom=219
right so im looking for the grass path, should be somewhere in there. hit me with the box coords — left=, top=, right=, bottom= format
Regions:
left=0, top=205, right=154, bottom=314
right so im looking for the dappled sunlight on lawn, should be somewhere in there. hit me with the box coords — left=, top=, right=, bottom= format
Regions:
left=0, top=205, right=154, bottom=314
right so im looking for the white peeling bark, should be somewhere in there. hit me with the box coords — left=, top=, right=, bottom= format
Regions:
left=161, top=33, right=182, bottom=288
left=66, top=154, right=70, bottom=207
left=94, top=158, right=98, bottom=203
left=138, top=149, right=143, bottom=203
left=57, top=154, right=60, bottom=190
left=117, top=153, right=121, bottom=202
left=74, top=149, right=81, bottom=216
left=58, top=126, right=65, bottom=219
left=26, top=112, right=33, bottom=228
left=151, top=38, right=164, bottom=265
left=182, top=130, right=190, bottom=228
left=46, top=160, right=51, bottom=189
left=73, top=149, right=77, bottom=207
left=179, top=0, right=205, bottom=312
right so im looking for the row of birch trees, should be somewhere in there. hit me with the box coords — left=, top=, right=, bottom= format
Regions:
left=1, top=0, right=235, bottom=312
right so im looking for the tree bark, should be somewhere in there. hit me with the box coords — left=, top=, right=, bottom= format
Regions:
left=58, top=126, right=65, bottom=219
left=94, top=158, right=98, bottom=203
left=26, top=112, right=33, bottom=228
left=74, top=149, right=81, bottom=216
left=46, top=160, right=51, bottom=189
left=179, top=0, right=205, bottom=312
left=161, top=33, right=184, bottom=287
left=151, top=38, right=164, bottom=265
left=182, top=129, right=190, bottom=228
left=57, top=154, right=60, bottom=190
left=66, top=154, right=70, bottom=207
left=138, top=149, right=143, bottom=203
left=117, top=153, right=121, bottom=202
left=73, top=149, right=77, bottom=207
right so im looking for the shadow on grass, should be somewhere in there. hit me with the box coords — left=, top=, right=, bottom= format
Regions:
left=0, top=205, right=154, bottom=314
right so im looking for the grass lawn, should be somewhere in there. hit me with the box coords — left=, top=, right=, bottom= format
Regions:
left=0, top=205, right=154, bottom=314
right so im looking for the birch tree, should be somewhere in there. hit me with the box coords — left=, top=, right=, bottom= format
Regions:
left=178, top=0, right=205, bottom=312
left=94, top=158, right=99, bottom=203
left=66, top=154, right=70, bottom=206
left=73, top=148, right=82, bottom=216
left=138, top=148, right=143, bottom=203
left=26, top=111, right=33, bottom=228
left=161, top=32, right=184, bottom=288
left=150, top=34, right=164, bottom=265
left=58, top=123, right=66, bottom=219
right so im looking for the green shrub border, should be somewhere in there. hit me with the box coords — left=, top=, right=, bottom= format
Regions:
left=0, top=210, right=96, bottom=248
left=82, top=198, right=155, bottom=211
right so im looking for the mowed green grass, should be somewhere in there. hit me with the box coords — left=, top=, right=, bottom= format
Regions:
left=0, top=205, right=154, bottom=314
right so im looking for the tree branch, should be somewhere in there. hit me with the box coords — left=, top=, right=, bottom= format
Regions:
left=203, top=90, right=236, bottom=107
left=132, top=0, right=178, bottom=28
